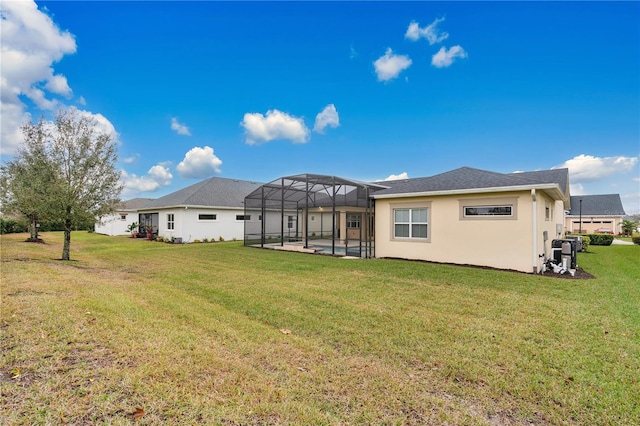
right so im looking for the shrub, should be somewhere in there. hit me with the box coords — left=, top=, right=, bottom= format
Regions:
left=0, top=218, right=29, bottom=234
left=581, top=235, right=590, bottom=252
left=219, top=236, right=225, bottom=242
left=587, top=234, right=614, bottom=246
left=632, top=234, right=640, bottom=245
left=202, top=237, right=209, bottom=243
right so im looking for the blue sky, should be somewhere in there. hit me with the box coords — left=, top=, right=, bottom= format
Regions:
left=2, top=1, right=639, bottom=213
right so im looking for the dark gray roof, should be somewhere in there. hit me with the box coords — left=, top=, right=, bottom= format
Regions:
left=373, top=167, right=569, bottom=198
left=118, top=198, right=154, bottom=210
left=141, top=177, right=263, bottom=209
left=567, top=194, right=626, bottom=216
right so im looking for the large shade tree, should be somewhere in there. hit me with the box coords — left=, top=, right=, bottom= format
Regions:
left=0, top=108, right=123, bottom=260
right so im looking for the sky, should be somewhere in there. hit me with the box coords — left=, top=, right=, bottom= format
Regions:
left=1, top=1, right=639, bottom=214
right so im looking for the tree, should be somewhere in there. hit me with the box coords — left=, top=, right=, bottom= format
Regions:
left=0, top=120, right=57, bottom=241
left=621, top=219, right=637, bottom=236
left=0, top=108, right=123, bottom=260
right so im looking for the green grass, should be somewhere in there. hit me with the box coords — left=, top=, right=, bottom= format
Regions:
left=2, top=232, right=639, bottom=425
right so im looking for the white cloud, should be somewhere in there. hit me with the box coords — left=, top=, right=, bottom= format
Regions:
left=241, top=109, right=310, bottom=145
left=633, top=177, right=640, bottom=183
left=405, top=18, right=449, bottom=44
left=373, top=48, right=412, bottom=82
left=554, top=154, right=639, bottom=182
left=431, top=45, right=468, bottom=68
left=350, top=45, right=358, bottom=60
left=171, top=117, right=191, bottom=136
left=77, top=108, right=120, bottom=144
left=569, top=183, right=585, bottom=196
left=122, top=155, right=139, bottom=164
left=77, top=96, right=87, bottom=106
left=313, top=104, right=340, bottom=134
left=0, top=0, right=77, bottom=155
left=380, top=172, right=409, bottom=181
left=44, top=74, right=72, bottom=97
left=121, top=165, right=173, bottom=197
left=176, top=146, right=222, bottom=179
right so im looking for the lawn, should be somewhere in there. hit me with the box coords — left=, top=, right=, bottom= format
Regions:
left=1, top=232, right=638, bottom=425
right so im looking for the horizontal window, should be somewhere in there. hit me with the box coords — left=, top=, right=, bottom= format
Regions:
left=459, top=197, right=518, bottom=221
left=464, top=206, right=513, bottom=217
left=236, top=215, right=251, bottom=221
left=199, top=214, right=217, bottom=220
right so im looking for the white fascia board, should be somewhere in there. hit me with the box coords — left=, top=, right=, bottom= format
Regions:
left=372, top=184, right=567, bottom=203
left=138, top=205, right=244, bottom=211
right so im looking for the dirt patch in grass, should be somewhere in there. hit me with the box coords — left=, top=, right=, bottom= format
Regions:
left=539, top=267, right=594, bottom=280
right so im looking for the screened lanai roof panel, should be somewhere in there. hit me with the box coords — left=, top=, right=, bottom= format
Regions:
left=244, top=173, right=388, bottom=206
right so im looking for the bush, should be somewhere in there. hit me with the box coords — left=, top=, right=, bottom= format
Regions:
left=219, top=236, right=225, bottom=242
left=587, top=234, right=614, bottom=246
left=581, top=235, right=590, bottom=252
left=632, top=234, right=640, bottom=245
left=0, top=218, right=29, bottom=234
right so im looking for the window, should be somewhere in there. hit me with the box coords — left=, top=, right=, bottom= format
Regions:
left=236, top=214, right=251, bottom=221
left=199, top=214, right=217, bottom=220
left=459, top=197, right=518, bottom=221
left=545, top=202, right=550, bottom=221
left=120, top=214, right=127, bottom=220
left=464, top=206, right=513, bottom=217
left=394, top=208, right=428, bottom=239
left=167, top=213, right=174, bottom=230
left=347, top=214, right=361, bottom=228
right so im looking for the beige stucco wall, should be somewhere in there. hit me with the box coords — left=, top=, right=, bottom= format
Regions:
left=564, top=215, right=622, bottom=234
left=374, top=190, right=563, bottom=273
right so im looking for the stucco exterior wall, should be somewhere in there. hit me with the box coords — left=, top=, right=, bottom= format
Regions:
left=152, top=207, right=248, bottom=242
left=375, top=190, right=563, bottom=273
left=95, top=211, right=137, bottom=236
left=564, top=215, right=622, bottom=234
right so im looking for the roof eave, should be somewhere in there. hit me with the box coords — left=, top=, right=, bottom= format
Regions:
left=372, top=184, right=568, bottom=204
left=138, top=204, right=244, bottom=211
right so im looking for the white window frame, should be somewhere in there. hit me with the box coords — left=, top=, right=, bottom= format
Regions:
left=390, top=201, right=431, bottom=242
left=459, top=197, right=518, bottom=221
left=167, top=213, right=175, bottom=230
left=236, top=214, right=251, bottom=221
left=198, top=213, right=217, bottom=221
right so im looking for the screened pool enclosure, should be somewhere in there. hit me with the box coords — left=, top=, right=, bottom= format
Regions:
left=244, top=174, right=388, bottom=258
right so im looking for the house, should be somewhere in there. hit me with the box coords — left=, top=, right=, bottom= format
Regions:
left=564, top=194, right=626, bottom=234
left=137, top=176, right=263, bottom=242
left=372, top=167, right=569, bottom=273
left=95, top=198, right=154, bottom=236
left=245, top=167, right=570, bottom=274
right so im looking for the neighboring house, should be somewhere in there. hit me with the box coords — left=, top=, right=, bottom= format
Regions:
left=137, top=177, right=263, bottom=242
left=95, top=198, right=154, bottom=236
left=245, top=167, right=570, bottom=274
left=564, top=194, right=626, bottom=234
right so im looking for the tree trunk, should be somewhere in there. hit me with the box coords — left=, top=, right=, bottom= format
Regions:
left=29, top=214, right=38, bottom=240
left=62, top=217, right=72, bottom=260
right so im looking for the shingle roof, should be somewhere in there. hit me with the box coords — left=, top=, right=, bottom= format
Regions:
left=141, top=177, right=263, bottom=209
left=118, top=198, right=154, bottom=210
left=373, top=167, right=569, bottom=198
left=567, top=194, right=626, bottom=216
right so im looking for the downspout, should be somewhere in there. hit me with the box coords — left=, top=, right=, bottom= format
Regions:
left=531, top=189, right=537, bottom=274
